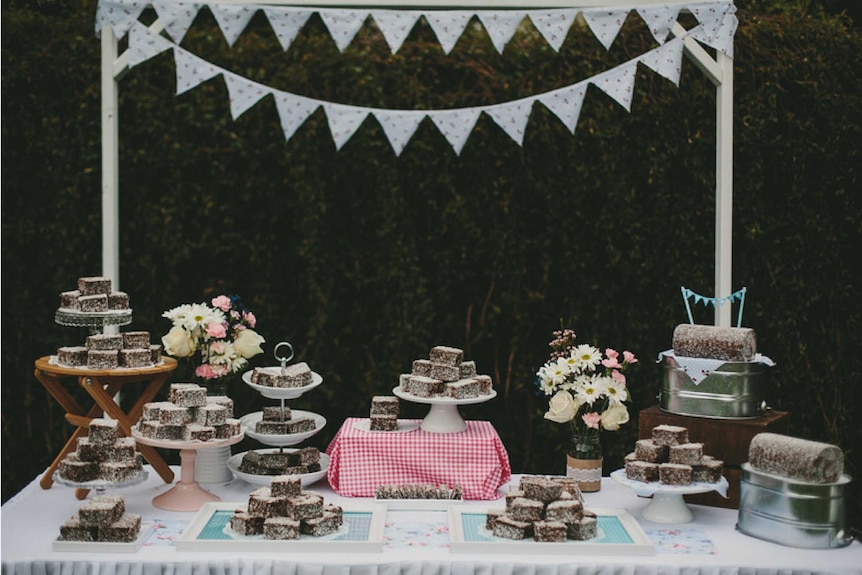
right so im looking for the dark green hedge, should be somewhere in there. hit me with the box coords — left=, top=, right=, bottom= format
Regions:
left=3, top=2, right=860, bottom=527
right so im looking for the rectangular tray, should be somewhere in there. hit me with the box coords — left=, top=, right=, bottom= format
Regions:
left=52, top=522, right=154, bottom=553
left=176, top=502, right=386, bottom=552
left=448, top=506, right=654, bottom=556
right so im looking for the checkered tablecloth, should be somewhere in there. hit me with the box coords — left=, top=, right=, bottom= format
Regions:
left=326, top=418, right=511, bottom=500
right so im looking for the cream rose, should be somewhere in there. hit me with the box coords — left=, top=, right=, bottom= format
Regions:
left=600, top=404, right=630, bottom=431
left=544, top=390, right=578, bottom=423
left=234, top=328, right=265, bottom=359
left=161, top=325, right=196, bottom=358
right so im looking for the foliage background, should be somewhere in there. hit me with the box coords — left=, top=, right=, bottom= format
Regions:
left=3, top=0, right=860, bottom=527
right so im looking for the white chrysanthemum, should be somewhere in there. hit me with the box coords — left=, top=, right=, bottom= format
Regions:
left=573, top=344, right=602, bottom=370
left=162, top=303, right=194, bottom=326
left=183, top=303, right=225, bottom=333
left=576, top=377, right=605, bottom=405
left=536, top=369, right=558, bottom=395
left=603, top=377, right=629, bottom=405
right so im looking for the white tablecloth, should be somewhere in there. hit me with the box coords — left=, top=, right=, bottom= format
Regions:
left=2, top=466, right=860, bottom=575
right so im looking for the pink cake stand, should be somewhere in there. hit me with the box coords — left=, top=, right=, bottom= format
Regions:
left=132, top=429, right=244, bottom=512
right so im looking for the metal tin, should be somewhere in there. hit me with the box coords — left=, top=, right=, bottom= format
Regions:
left=737, top=463, right=853, bottom=549
left=659, top=353, right=769, bottom=418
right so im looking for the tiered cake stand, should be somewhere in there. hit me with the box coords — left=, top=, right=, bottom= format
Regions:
left=132, top=429, right=244, bottom=511
left=231, top=342, right=329, bottom=486
left=392, top=387, right=497, bottom=433
left=55, top=307, right=133, bottom=335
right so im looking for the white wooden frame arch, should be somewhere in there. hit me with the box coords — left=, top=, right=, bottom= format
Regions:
left=100, top=0, right=734, bottom=326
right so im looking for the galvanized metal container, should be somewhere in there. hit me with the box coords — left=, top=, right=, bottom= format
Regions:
left=737, top=463, right=853, bottom=549
left=659, top=352, right=770, bottom=419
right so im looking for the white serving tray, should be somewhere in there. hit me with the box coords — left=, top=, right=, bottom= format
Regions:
left=448, top=506, right=654, bottom=556
left=240, top=410, right=326, bottom=446
left=176, top=502, right=386, bottom=552
left=242, top=369, right=323, bottom=400
left=52, top=522, right=154, bottom=553
left=227, top=448, right=330, bottom=487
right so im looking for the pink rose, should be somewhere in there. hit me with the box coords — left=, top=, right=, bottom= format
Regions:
left=612, top=369, right=627, bottom=385
left=244, top=311, right=257, bottom=329
left=206, top=322, right=227, bottom=339
left=211, top=295, right=232, bottom=312
left=623, top=350, right=638, bottom=364
left=582, top=411, right=602, bottom=429
left=195, top=364, right=218, bottom=380
left=605, top=348, right=619, bottom=360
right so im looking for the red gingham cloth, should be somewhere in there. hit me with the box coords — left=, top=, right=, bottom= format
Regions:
left=326, top=418, right=511, bottom=500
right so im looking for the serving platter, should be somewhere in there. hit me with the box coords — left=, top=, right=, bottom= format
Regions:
left=242, top=369, right=323, bottom=400
left=227, top=448, right=330, bottom=487
left=176, top=502, right=386, bottom=552
left=52, top=522, right=154, bottom=553
left=610, top=468, right=729, bottom=523
left=448, top=505, right=653, bottom=555
left=240, top=410, right=326, bottom=446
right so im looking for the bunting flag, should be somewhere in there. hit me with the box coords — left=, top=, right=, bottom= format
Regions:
left=681, top=286, right=747, bottom=327
left=97, top=0, right=737, bottom=58
left=263, top=8, right=313, bottom=51
left=210, top=3, right=257, bottom=47
left=151, top=0, right=201, bottom=44
left=124, top=20, right=708, bottom=155
left=371, top=10, right=423, bottom=54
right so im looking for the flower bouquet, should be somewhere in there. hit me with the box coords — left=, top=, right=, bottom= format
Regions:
left=162, top=294, right=265, bottom=392
left=535, top=328, right=637, bottom=490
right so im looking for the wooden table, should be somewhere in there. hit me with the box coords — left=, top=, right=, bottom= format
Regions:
left=33, top=356, right=177, bottom=498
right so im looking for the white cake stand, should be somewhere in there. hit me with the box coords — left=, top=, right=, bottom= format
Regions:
left=240, top=410, right=326, bottom=447
left=132, top=429, right=244, bottom=511
left=610, top=468, right=729, bottom=523
left=392, top=387, right=497, bottom=433
left=53, top=468, right=149, bottom=496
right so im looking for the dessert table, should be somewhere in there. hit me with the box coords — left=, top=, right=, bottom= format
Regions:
left=2, top=465, right=860, bottom=575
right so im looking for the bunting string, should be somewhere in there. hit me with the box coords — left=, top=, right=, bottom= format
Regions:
left=681, top=286, right=747, bottom=327
left=102, top=0, right=737, bottom=154
left=96, top=0, right=737, bottom=57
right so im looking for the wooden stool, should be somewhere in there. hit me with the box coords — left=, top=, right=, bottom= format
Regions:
left=34, top=356, right=177, bottom=498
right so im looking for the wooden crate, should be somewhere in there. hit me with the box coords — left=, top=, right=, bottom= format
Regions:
left=637, top=405, right=790, bottom=509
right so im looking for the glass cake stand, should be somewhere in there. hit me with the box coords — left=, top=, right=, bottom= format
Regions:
left=610, top=468, right=729, bottom=523
left=53, top=468, right=149, bottom=496
left=55, top=307, right=133, bottom=334
left=132, top=428, right=244, bottom=512
left=392, top=387, right=497, bottom=433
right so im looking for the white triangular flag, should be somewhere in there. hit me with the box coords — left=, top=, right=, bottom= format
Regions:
left=152, top=0, right=201, bottom=44
left=323, top=103, right=369, bottom=150
left=582, top=8, right=629, bottom=50
left=536, top=82, right=588, bottom=134
left=485, top=98, right=534, bottom=146
left=710, top=9, right=738, bottom=57
left=372, top=109, right=426, bottom=156
left=590, top=61, right=638, bottom=111
left=528, top=10, right=578, bottom=52
left=430, top=108, right=482, bottom=155
left=636, top=5, right=682, bottom=45
left=273, top=92, right=319, bottom=141
left=424, top=11, right=473, bottom=54
left=210, top=3, right=257, bottom=47
left=687, top=2, right=727, bottom=42
left=127, top=22, right=174, bottom=68
left=638, top=37, right=685, bottom=86
left=95, top=0, right=148, bottom=38
left=477, top=11, right=527, bottom=54
left=174, top=49, right=221, bottom=95
left=371, top=10, right=422, bottom=54
left=223, top=72, right=271, bottom=120
left=319, top=9, right=370, bottom=52
left=263, top=7, right=313, bottom=51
